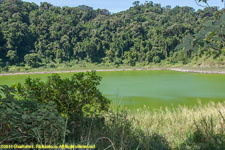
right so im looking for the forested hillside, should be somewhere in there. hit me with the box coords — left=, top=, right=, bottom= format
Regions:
left=0, top=0, right=224, bottom=69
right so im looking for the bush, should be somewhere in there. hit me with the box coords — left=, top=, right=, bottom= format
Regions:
left=13, top=72, right=110, bottom=145
left=0, top=85, right=66, bottom=145
left=15, top=71, right=110, bottom=117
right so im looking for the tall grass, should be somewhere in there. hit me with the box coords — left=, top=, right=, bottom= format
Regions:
left=69, top=102, right=224, bottom=149
left=126, top=102, right=225, bottom=149
left=72, top=102, right=224, bottom=149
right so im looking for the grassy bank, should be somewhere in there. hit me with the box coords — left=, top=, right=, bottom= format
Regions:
left=1, top=57, right=225, bottom=74
left=1, top=64, right=225, bottom=76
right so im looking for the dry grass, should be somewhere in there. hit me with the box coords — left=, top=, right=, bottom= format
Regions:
left=127, top=102, right=225, bottom=148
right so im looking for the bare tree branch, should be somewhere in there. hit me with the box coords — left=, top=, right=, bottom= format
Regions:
left=195, top=0, right=208, bottom=8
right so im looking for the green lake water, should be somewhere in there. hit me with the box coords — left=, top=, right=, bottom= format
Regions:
left=0, top=70, right=225, bottom=109
left=97, top=71, right=225, bottom=109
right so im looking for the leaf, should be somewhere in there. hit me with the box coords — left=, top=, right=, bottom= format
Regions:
left=212, top=37, right=224, bottom=42
left=203, top=21, right=213, bottom=27
left=22, top=114, right=28, bottom=120
left=198, top=29, right=208, bottom=36
left=192, top=45, right=199, bottom=53
left=175, top=43, right=184, bottom=50
left=205, top=31, right=216, bottom=42
left=219, top=13, right=225, bottom=23
left=184, top=44, right=192, bottom=53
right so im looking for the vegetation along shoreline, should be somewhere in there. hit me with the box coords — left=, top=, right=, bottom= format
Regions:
left=1, top=67, right=225, bottom=76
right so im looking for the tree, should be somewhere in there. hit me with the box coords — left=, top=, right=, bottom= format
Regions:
left=6, top=50, right=17, bottom=62
left=196, top=0, right=225, bottom=8
left=175, top=13, right=225, bottom=55
left=0, top=30, right=6, bottom=63
left=133, top=1, right=140, bottom=7
left=24, top=53, right=40, bottom=67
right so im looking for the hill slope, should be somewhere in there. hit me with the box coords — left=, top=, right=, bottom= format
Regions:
left=0, top=0, right=224, bottom=70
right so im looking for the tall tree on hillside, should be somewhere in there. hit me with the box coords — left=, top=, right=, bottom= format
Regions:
left=175, top=0, right=225, bottom=57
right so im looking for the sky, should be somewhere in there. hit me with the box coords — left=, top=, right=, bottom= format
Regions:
left=22, top=0, right=225, bottom=13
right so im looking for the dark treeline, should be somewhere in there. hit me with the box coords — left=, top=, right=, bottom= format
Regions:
left=0, top=0, right=224, bottom=68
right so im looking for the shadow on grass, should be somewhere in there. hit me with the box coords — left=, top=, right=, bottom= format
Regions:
left=67, top=110, right=171, bottom=150
left=180, top=114, right=225, bottom=150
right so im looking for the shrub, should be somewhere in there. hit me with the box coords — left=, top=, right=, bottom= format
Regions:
left=4, top=72, right=110, bottom=145
left=15, top=71, right=110, bottom=117
left=0, top=85, right=66, bottom=145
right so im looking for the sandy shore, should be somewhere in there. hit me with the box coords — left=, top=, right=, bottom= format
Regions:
left=0, top=68, right=225, bottom=76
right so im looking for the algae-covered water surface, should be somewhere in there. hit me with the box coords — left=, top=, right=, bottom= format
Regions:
left=1, top=70, right=225, bottom=109
left=98, top=70, right=225, bottom=109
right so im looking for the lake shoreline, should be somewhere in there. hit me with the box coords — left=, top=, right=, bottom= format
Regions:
left=1, top=67, right=225, bottom=76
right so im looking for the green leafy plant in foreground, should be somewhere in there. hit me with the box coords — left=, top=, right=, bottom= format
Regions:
left=12, top=72, right=111, bottom=144
left=0, top=85, right=66, bottom=145
left=15, top=71, right=110, bottom=117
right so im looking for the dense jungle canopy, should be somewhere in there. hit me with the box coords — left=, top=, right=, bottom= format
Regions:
left=0, top=0, right=224, bottom=68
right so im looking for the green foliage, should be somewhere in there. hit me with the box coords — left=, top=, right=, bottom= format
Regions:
left=6, top=50, right=17, bottom=62
left=0, top=73, right=109, bottom=146
left=24, top=53, right=40, bottom=67
left=0, top=0, right=224, bottom=68
left=176, top=13, right=225, bottom=56
left=15, top=71, right=110, bottom=117
left=170, top=51, right=190, bottom=64
left=0, top=85, right=66, bottom=145
left=153, top=56, right=161, bottom=63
